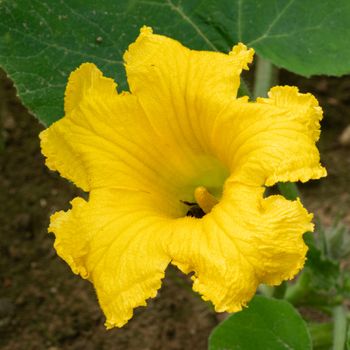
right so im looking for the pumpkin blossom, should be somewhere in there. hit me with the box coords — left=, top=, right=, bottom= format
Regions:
left=40, top=26, right=326, bottom=328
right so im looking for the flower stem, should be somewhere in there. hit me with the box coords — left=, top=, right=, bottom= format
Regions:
left=272, top=281, right=287, bottom=299
left=332, top=305, right=347, bottom=350
left=285, top=270, right=311, bottom=305
left=253, top=55, right=277, bottom=99
left=258, top=284, right=274, bottom=297
left=308, top=322, right=333, bottom=349
left=238, top=78, right=252, bottom=98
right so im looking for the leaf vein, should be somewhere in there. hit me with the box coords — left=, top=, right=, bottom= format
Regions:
left=165, top=0, right=217, bottom=50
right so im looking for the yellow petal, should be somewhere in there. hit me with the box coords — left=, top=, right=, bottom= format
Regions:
left=210, top=87, right=326, bottom=187
left=40, top=65, right=178, bottom=200
left=64, top=63, right=117, bottom=114
left=49, top=188, right=172, bottom=328
left=124, top=26, right=253, bottom=150
left=40, top=63, right=118, bottom=191
left=168, top=181, right=311, bottom=312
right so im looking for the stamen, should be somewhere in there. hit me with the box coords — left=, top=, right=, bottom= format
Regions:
left=194, top=186, right=219, bottom=214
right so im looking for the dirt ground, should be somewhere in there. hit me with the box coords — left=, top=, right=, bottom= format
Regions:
left=0, top=68, right=349, bottom=350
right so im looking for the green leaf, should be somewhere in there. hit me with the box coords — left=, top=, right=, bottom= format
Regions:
left=235, top=0, right=350, bottom=77
left=0, top=0, right=228, bottom=125
left=208, top=296, right=311, bottom=350
left=1, top=0, right=350, bottom=124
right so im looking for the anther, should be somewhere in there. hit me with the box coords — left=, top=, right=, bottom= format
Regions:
left=194, top=186, right=219, bottom=214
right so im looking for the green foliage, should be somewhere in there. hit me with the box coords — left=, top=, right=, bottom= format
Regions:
left=208, top=296, right=311, bottom=350
left=307, top=222, right=350, bottom=294
left=319, top=220, right=350, bottom=262
left=238, top=0, right=350, bottom=77
left=286, top=223, right=350, bottom=308
left=304, top=231, right=341, bottom=292
left=308, top=323, right=333, bottom=350
left=1, top=0, right=350, bottom=124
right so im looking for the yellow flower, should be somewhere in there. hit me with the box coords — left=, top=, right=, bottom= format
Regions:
left=40, top=26, right=326, bottom=329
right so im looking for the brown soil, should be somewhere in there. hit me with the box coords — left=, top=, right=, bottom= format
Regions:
left=1, top=68, right=350, bottom=350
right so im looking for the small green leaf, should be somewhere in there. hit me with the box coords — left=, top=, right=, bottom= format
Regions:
left=278, top=182, right=300, bottom=201
left=209, top=296, right=311, bottom=350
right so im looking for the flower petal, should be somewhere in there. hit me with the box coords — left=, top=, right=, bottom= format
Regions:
left=40, top=64, right=177, bottom=198
left=64, top=63, right=117, bottom=114
left=40, top=63, right=119, bottom=191
left=124, top=26, right=253, bottom=150
left=210, top=86, right=326, bottom=187
left=49, top=188, right=172, bottom=328
left=168, top=182, right=311, bottom=312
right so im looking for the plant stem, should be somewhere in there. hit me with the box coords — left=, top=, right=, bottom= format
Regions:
left=332, top=305, right=347, bottom=350
left=258, top=284, right=274, bottom=297
left=272, top=281, right=287, bottom=299
left=253, top=55, right=277, bottom=99
left=308, top=322, right=333, bottom=349
left=238, top=78, right=252, bottom=98
left=285, top=270, right=311, bottom=305
left=0, top=73, right=4, bottom=152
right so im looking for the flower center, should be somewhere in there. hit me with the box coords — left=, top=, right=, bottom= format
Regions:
left=171, top=154, right=228, bottom=219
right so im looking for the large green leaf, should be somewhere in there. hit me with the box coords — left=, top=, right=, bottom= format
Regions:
left=1, top=0, right=349, bottom=125
left=208, top=296, right=311, bottom=350
left=234, top=0, right=350, bottom=77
